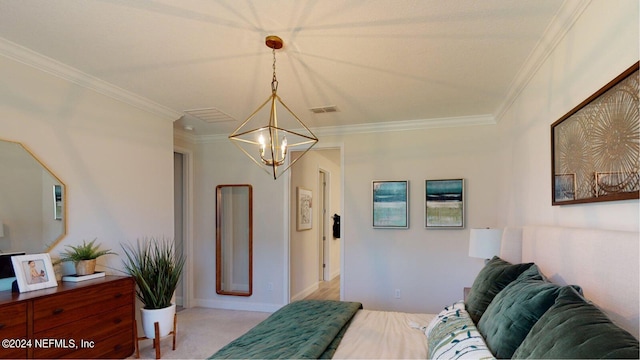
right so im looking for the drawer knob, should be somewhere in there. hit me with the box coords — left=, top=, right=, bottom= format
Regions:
left=0, top=323, right=5, bottom=329
left=52, top=308, right=64, bottom=315
left=113, top=317, right=122, bottom=324
left=114, top=293, right=123, bottom=299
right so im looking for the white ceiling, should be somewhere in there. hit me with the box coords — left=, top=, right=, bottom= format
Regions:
left=0, top=1, right=582, bottom=136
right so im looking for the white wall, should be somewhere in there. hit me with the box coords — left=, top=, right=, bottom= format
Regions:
left=497, top=0, right=639, bottom=231
left=0, top=54, right=176, bottom=277
left=190, top=139, right=287, bottom=312
left=329, top=125, right=502, bottom=313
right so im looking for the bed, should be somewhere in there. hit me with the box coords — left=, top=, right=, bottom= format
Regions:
left=211, top=225, right=640, bottom=359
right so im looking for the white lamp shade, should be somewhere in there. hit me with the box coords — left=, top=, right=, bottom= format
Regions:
left=469, top=228, right=503, bottom=259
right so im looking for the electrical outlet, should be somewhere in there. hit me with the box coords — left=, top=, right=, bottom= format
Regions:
left=267, top=282, right=274, bottom=291
left=394, top=289, right=401, bottom=298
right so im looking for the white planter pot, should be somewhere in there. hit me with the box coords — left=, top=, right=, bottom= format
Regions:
left=140, top=303, right=176, bottom=338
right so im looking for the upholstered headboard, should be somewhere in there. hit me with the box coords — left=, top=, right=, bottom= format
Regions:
left=500, top=225, right=639, bottom=339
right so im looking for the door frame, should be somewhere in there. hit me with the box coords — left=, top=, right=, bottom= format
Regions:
left=285, top=142, right=344, bottom=302
left=174, top=146, right=193, bottom=308
left=317, top=168, right=330, bottom=281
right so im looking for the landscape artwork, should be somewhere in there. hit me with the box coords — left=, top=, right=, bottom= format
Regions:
left=372, top=180, right=408, bottom=228
left=425, top=179, right=464, bottom=229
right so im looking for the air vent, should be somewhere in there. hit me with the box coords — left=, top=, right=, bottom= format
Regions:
left=183, top=107, right=236, bottom=123
left=310, top=105, right=338, bottom=114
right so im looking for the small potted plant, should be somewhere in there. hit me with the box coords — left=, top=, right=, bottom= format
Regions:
left=58, top=238, right=116, bottom=276
left=121, top=237, right=185, bottom=338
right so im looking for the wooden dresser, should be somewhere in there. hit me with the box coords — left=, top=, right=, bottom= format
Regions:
left=0, top=275, right=135, bottom=359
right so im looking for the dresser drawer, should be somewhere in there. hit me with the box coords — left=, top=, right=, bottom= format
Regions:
left=34, top=303, right=133, bottom=345
left=33, top=329, right=134, bottom=359
left=32, top=278, right=133, bottom=333
left=0, top=301, right=27, bottom=337
left=0, top=302, right=28, bottom=359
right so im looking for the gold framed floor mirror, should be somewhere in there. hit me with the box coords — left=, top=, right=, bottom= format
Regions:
left=215, top=184, right=252, bottom=296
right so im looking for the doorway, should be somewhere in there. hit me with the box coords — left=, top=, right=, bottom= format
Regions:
left=173, top=149, right=192, bottom=309
left=289, top=148, right=342, bottom=302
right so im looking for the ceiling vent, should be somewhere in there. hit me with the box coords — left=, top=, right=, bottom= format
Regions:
left=310, top=105, right=338, bottom=114
left=183, top=107, right=236, bottom=123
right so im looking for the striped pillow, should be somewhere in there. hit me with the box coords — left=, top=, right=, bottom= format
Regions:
left=426, top=303, right=495, bottom=359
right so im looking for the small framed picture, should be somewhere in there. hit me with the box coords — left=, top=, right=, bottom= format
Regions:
left=11, top=253, right=58, bottom=292
left=425, top=179, right=464, bottom=229
left=297, top=187, right=313, bottom=231
left=372, top=180, right=409, bottom=229
left=554, top=174, right=576, bottom=201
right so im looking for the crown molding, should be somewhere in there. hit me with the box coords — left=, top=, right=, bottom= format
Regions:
left=190, top=114, right=496, bottom=144
left=0, top=37, right=182, bottom=121
left=312, top=114, right=495, bottom=137
left=173, top=128, right=199, bottom=144
left=494, top=0, right=592, bottom=122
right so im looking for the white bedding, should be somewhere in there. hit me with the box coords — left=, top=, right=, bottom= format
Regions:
left=333, top=309, right=435, bottom=359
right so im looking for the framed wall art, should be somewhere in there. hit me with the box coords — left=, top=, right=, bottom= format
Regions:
left=552, top=62, right=639, bottom=205
left=296, top=187, right=312, bottom=231
left=11, top=253, right=58, bottom=292
left=372, top=180, right=408, bottom=229
left=425, top=179, right=464, bottom=229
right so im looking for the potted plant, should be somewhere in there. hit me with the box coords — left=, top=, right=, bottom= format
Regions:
left=121, top=237, right=185, bottom=339
left=58, top=238, right=116, bottom=276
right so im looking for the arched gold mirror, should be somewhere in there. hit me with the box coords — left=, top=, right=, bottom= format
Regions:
left=0, top=139, right=67, bottom=253
left=216, top=184, right=252, bottom=296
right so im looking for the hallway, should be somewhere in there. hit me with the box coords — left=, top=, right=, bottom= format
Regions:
left=304, top=276, right=340, bottom=301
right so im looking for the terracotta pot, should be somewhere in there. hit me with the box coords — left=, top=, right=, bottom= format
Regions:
left=140, top=304, right=176, bottom=338
left=75, top=259, right=96, bottom=276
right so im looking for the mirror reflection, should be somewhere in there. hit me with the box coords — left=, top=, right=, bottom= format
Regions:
left=216, top=184, right=252, bottom=296
left=0, top=139, right=66, bottom=254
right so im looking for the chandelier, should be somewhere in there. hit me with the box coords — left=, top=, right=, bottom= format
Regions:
left=229, top=35, right=318, bottom=179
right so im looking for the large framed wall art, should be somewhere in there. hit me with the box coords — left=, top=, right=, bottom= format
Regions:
left=372, top=180, right=409, bottom=229
left=551, top=62, right=639, bottom=205
left=425, top=179, right=464, bottom=229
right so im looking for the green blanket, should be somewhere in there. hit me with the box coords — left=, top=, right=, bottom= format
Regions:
left=210, top=300, right=363, bottom=359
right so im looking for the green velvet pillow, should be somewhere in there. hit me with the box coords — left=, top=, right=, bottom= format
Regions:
left=477, top=275, right=569, bottom=358
left=465, top=256, right=534, bottom=324
left=512, top=286, right=640, bottom=359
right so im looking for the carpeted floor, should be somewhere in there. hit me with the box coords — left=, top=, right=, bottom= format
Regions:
left=132, top=307, right=270, bottom=359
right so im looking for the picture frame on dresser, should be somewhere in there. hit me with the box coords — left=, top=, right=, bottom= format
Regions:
left=10, top=253, right=57, bottom=292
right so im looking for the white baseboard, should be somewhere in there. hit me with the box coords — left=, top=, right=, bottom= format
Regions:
left=330, top=270, right=341, bottom=281
left=291, top=282, right=320, bottom=302
left=193, top=298, right=282, bottom=313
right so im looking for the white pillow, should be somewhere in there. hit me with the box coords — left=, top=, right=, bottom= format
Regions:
left=424, top=301, right=466, bottom=336
left=426, top=302, right=495, bottom=359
